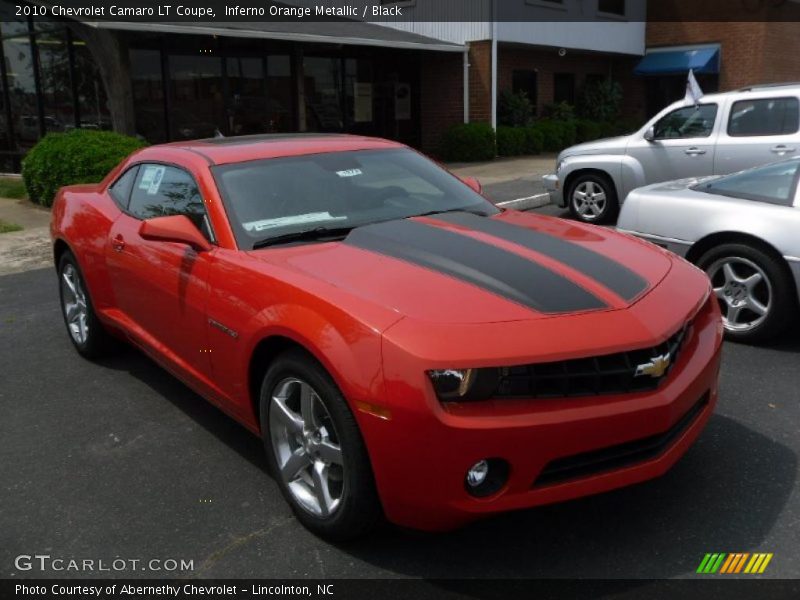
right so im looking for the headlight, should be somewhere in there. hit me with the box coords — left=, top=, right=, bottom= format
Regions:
left=427, top=368, right=500, bottom=402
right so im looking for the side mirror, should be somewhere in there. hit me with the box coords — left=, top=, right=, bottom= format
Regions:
left=643, top=126, right=655, bottom=142
left=139, top=215, right=212, bottom=252
left=460, top=175, right=482, bottom=194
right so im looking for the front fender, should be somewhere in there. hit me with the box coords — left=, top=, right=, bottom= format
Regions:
left=241, top=302, right=391, bottom=422
left=560, top=155, right=642, bottom=203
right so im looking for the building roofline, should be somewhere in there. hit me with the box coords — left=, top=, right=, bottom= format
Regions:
left=80, top=20, right=466, bottom=52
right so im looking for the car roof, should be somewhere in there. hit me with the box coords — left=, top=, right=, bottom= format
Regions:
left=671, top=83, right=800, bottom=108
left=147, top=133, right=406, bottom=166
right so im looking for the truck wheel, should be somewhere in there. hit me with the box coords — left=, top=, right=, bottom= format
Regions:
left=567, top=173, right=618, bottom=224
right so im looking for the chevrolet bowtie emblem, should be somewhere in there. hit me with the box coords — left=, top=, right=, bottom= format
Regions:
left=635, top=353, right=671, bottom=378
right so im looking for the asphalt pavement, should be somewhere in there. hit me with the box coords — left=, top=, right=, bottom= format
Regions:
left=1, top=191, right=799, bottom=581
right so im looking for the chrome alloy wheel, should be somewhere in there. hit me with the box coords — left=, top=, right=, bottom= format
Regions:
left=572, top=180, right=607, bottom=221
left=61, top=263, right=89, bottom=344
left=269, top=377, right=345, bottom=517
left=708, top=256, right=772, bottom=333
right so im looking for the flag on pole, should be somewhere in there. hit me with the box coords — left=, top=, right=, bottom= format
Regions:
left=684, top=69, right=704, bottom=106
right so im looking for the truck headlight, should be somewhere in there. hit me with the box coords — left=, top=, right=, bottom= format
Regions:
left=427, top=368, right=500, bottom=401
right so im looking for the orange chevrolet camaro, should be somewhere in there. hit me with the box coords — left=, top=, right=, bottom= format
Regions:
left=51, top=134, right=723, bottom=539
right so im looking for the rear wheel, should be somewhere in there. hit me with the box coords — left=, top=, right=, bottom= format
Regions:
left=259, top=350, right=381, bottom=540
left=698, top=243, right=795, bottom=344
left=57, top=251, right=117, bottom=359
left=567, top=173, right=618, bottom=224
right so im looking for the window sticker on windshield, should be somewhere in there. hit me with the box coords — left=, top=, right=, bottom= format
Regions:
left=139, top=166, right=166, bottom=195
left=243, top=212, right=347, bottom=232
left=335, top=169, right=362, bottom=178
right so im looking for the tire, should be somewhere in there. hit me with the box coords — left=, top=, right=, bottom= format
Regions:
left=57, top=251, right=118, bottom=359
left=697, top=243, right=795, bottom=344
left=259, top=349, right=381, bottom=540
left=567, top=172, right=619, bottom=224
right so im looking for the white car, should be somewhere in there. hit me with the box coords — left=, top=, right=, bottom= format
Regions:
left=544, top=83, right=800, bottom=223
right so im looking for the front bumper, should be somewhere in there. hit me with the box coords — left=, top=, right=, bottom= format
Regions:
left=360, top=300, right=723, bottom=531
left=543, top=173, right=565, bottom=207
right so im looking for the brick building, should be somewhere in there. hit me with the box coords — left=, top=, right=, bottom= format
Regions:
left=642, top=20, right=800, bottom=116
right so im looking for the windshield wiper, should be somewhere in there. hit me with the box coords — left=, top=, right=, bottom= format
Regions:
left=252, top=226, right=355, bottom=249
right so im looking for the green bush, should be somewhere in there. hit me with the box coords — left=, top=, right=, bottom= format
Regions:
left=523, top=126, right=544, bottom=154
left=496, top=126, right=527, bottom=157
left=577, top=78, right=623, bottom=123
left=22, top=129, right=147, bottom=207
left=533, top=119, right=577, bottom=152
left=498, top=90, right=534, bottom=127
left=575, top=119, right=605, bottom=143
left=439, top=122, right=496, bottom=162
left=542, top=101, right=576, bottom=122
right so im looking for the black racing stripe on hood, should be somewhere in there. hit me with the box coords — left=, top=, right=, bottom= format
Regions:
left=429, top=212, right=648, bottom=300
left=344, top=218, right=608, bottom=314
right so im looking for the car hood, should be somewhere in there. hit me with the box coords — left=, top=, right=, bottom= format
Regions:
left=250, top=211, right=673, bottom=325
left=559, top=135, right=630, bottom=159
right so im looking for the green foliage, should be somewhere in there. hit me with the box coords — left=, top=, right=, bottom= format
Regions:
left=22, top=129, right=147, bottom=207
left=0, top=218, right=23, bottom=233
left=577, top=78, right=623, bottom=123
left=496, top=126, right=528, bottom=157
left=523, top=126, right=544, bottom=155
left=575, top=119, right=605, bottom=143
left=542, top=101, right=576, bottom=122
left=532, top=119, right=577, bottom=152
left=440, top=122, right=496, bottom=162
left=498, top=90, right=535, bottom=127
left=0, top=177, right=27, bottom=199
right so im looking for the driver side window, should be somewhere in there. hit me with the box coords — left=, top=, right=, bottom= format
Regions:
left=128, top=164, right=214, bottom=241
left=653, top=104, right=718, bottom=140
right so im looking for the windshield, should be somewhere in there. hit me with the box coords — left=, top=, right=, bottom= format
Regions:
left=691, top=158, right=800, bottom=206
left=212, top=148, right=499, bottom=249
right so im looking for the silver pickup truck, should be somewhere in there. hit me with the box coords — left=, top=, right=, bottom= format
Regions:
left=543, top=82, right=800, bottom=223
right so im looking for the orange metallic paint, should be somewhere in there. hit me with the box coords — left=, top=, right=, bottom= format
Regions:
left=51, top=135, right=722, bottom=531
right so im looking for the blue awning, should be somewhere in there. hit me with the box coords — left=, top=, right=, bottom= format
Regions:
left=634, top=48, right=720, bottom=76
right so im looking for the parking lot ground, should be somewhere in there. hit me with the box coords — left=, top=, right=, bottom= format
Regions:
left=1, top=255, right=799, bottom=580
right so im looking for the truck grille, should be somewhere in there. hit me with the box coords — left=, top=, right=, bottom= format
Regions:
left=494, top=323, right=690, bottom=399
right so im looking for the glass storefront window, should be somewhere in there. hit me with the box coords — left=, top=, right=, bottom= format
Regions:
left=131, top=48, right=166, bottom=143
left=168, top=54, right=224, bottom=140
left=304, top=56, right=343, bottom=132
left=72, top=38, right=111, bottom=130
left=34, top=28, right=72, bottom=134
left=226, top=56, right=266, bottom=135
left=266, top=55, right=292, bottom=133
left=1, top=20, right=38, bottom=152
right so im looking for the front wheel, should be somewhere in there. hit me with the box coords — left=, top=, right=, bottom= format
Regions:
left=567, top=173, right=618, bottom=224
left=698, top=243, right=795, bottom=344
left=259, top=350, right=381, bottom=540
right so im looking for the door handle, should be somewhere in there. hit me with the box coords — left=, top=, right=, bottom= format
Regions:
left=112, top=235, right=125, bottom=252
left=684, top=147, right=707, bottom=156
left=771, top=145, right=795, bottom=154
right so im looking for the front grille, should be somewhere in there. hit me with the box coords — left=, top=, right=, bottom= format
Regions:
left=533, top=391, right=709, bottom=487
left=494, top=323, right=690, bottom=399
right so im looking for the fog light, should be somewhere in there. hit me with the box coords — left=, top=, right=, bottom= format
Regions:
left=464, top=458, right=510, bottom=498
left=466, top=460, right=489, bottom=487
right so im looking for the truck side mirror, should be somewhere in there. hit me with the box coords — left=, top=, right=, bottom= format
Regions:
left=643, top=126, right=655, bottom=142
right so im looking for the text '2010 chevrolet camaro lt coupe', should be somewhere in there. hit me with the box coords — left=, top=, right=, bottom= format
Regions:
left=51, top=134, right=723, bottom=539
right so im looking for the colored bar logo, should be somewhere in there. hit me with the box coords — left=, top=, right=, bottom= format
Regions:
left=696, top=553, right=773, bottom=574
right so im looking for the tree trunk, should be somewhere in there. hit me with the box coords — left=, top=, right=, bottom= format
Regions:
left=68, top=23, right=136, bottom=136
